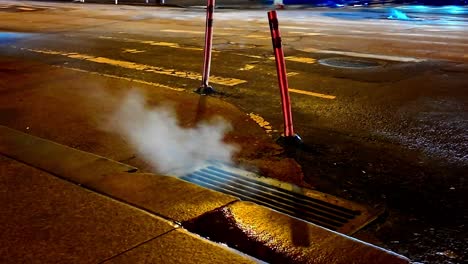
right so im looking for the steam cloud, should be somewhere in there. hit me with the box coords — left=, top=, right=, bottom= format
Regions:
left=110, top=91, right=238, bottom=176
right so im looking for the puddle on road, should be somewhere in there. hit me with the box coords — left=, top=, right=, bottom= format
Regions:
left=0, top=32, right=33, bottom=45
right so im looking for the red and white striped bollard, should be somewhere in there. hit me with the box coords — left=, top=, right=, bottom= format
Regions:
left=196, top=0, right=216, bottom=95
left=268, top=10, right=302, bottom=145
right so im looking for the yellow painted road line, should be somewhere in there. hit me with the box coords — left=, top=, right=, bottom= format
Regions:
left=122, top=48, right=145, bottom=54
left=233, top=53, right=263, bottom=59
left=269, top=56, right=317, bottom=64
left=161, top=29, right=230, bottom=36
left=287, top=72, right=299, bottom=77
left=27, top=49, right=246, bottom=86
left=239, top=64, right=256, bottom=71
left=99, top=36, right=203, bottom=51
left=17, top=7, right=36, bottom=11
left=281, top=26, right=310, bottom=30
left=245, top=34, right=270, bottom=40
left=289, top=32, right=323, bottom=36
left=248, top=113, right=273, bottom=134
left=161, top=30, right=269, bottom=40
left=161, top=29, right=205, bottom=34
left=60, top=66, right=185, bottom=92
left=289, top=88, right=336, bottom=100
left=284, top=56, right=316, bottom=64
left=140, top=41, right=203, bottom=51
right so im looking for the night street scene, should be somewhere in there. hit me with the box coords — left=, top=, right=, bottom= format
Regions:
left=0, top=0, right=466, bottom=263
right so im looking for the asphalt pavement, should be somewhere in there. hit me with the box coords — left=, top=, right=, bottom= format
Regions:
left=0, top=1, right=467, bottom=263
left=0, top=56, right=410, bottom=263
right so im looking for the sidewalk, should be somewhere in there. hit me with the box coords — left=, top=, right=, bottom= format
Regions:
left=0, top=56, right=410, bottom=263
left=0, top=154, right=259, bottom=263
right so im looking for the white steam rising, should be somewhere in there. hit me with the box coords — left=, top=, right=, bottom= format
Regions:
left=111, top=91, right=238, bottom=176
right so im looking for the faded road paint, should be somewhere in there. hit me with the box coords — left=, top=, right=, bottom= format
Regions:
left=26, top=49, right=247, bottom=86
left=122, top=48, right=145, bottom=54
left=245, top=34, right=270, bottom=40
left=99, top=36, right=203, bottom=51
left=248, top=113, right=273, bottom=133
left=161, top=29, right=269, bottom=40
left=289, top=32, right=323, bottom=36
left=161, top=29, right=205, bottom=35
left=301, top=48, right=425, bottom=63
left=59, top=66, right=186, bottom=91
left=289, top=88, right=336, bottom=100
left=239, top=64, right=256, bottom=71
left=269, top=56, right=317, bottom=64
left=17, top=7, right=36, bottom=11
left=285, top=56, right=316, bottom=64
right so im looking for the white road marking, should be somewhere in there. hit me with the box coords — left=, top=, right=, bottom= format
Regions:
left=301, top=48, right=425, bottom=62
left=17, top=7, right=36, bottom=11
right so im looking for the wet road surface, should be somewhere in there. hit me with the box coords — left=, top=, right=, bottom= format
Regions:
left=0, top=1, right=467, bottom=263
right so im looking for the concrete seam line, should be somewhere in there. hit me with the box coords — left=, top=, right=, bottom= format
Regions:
left=2, top=151, right=177, bottom=226
left=97, top=228, right=178, bottom=264
left=66, top=176, right=183, bottom=227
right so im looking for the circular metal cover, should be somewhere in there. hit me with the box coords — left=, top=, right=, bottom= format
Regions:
left=319, top=57, right=381, bottom=69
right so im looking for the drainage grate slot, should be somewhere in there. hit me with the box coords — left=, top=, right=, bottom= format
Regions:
left=181, top=164, right=368, bottom=232
left=185, top=174, right=338, bottom=230
left=190, top=171, right=344, bottom=229
left=207, top=166, right=359, bottom=216
left=198, top=168, right=356, bottom=221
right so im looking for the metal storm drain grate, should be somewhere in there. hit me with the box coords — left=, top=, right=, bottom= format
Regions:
left=181, top=163, right=382, bottom=234
left=319, top=57, right=381, bottom=69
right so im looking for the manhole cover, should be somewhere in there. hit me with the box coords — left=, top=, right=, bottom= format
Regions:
left=181, top=162, right=383, bottom=234
left=319, top=57, right=381, bottom=69
left=0, top=5, right=44, bottom=12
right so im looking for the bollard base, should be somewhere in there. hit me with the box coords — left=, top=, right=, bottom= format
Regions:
left=195, top=85, right=216, bottom=96
left=276, top=134, right=303, bottom=148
